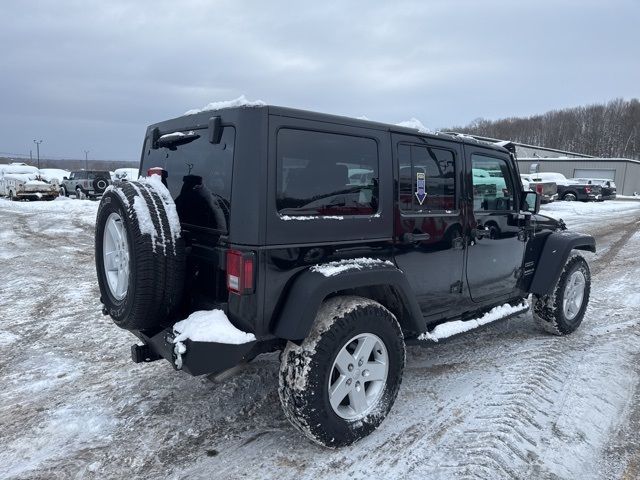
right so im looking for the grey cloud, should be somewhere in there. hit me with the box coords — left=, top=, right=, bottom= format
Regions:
left=0, top=0, right=638, bottom=160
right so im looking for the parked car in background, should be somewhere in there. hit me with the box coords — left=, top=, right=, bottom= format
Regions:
left=39, top=168, right=71, bottom=184
left=60, top=170, right=111, bottom=199
left=531, top=172, right=602, bottom=202
left=113, top=168, right=140, bottom=181
left=0, top=163, right=59, bottom=200
left=571, top=178, right=617, bottom=200
left=521, top=178, right=531, bottom=191
left=520, top=174, right=557, bottom=203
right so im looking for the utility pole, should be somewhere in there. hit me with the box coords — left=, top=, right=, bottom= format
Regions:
left=33, top=139, right=43, bottom=169
left=84, top=150, right=89, bottom=170
left=30, top=150, right=33, bottom=163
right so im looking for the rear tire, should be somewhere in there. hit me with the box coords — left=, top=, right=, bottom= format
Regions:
left=563, top=193, right=577, bottom=201
left=533, top=253, right=591, bottom=335
left=279, top=296, right=405, bottom=447
left=95, top=181, right=185, bottom=331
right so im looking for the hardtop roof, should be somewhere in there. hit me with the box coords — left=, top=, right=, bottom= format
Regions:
left=153, top=104, right=510, bottom=155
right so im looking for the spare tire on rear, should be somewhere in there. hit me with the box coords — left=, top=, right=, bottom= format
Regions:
left=95, top=180, right=185, bottom=331
left=93, top=176, right=109, bottom=194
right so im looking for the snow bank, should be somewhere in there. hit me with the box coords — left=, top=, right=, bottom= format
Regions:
left=173, top=310, right=256, bottom=344
left=396, top=118, right=432, bottom=134
left=183, top=95, right=266, bottom=116
left=418, top=302, right=529, bottom=342
left=311, top=257, right=395, bottom=277
left=541, top=200, right=640, bottom=220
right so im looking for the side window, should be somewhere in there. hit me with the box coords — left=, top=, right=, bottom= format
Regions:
left=398, top=143, right=455, bottom=212
left=471, top=154, right=515, bottom=211
left=277, top=129, right=379, bottom=216
left=75, top=172, right=85, bottom=180
left=68, top=172, right=76, bottom=180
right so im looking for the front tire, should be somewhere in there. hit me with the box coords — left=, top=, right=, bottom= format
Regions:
left=278, top=296, right=405, bottom=447
left=563, top=192, right=577, bottom=201
left=533, top=253, right=591, bottom=335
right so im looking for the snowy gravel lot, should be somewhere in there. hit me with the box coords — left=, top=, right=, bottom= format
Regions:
left=1, top=198, right=639, bottom=479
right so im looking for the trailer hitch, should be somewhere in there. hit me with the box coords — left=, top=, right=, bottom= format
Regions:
left=131, top=344, right=162, bottom=363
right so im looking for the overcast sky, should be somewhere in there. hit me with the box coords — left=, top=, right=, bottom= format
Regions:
left=1, top=0, right=638, bottom=161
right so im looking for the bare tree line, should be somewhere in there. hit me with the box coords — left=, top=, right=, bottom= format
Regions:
left=452, top=98, right=640, bottom=159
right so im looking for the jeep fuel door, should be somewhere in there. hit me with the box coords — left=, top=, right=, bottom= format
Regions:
left=392, top=134, right=465, bottom=319
left=465, top=150, right=526, bottom=301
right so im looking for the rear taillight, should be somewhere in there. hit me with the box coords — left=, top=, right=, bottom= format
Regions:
left=226, top=250, right=255, bottom=295
left=147, top=167, right=164, bottom=177
left=535, top=184, right=544, bottom=194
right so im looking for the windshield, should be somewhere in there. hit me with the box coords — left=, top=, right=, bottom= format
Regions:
left=141, top=126, right=235, bottom=233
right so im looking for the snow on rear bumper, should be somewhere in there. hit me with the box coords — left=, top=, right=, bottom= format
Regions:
left=132, top=328, right=257, bottom=376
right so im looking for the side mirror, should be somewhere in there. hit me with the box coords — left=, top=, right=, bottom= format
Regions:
left=521, top=191, right=540, bottom=214
left=63, top=176, right=68, bottom=180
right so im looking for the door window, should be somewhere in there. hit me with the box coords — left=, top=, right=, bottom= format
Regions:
left=398, top=144, right=455, bottom=212
left=471, top=155, right=515, bottom=211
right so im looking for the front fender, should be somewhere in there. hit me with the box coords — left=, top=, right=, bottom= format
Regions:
left=528, top=231, right=596, bottom=295
left=271, top=264, right=424, bottom=341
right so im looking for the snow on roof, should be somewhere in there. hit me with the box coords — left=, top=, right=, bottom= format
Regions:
left=311, top=257, right=395, bottom=277
left=395, top=118, right=432, bottom=134
left=183, top=95, right=266, bottom=116
left=2, top=173, right=38, bottom=182
left=172, top=309, right=256, bottom=344
left=1, top=164, right=39, bottom=175
left=39, top=168, right=70, bottom=182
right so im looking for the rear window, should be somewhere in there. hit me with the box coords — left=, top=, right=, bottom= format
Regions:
left=276, top=129, right=379, bottom=217
left=142, top=126, right=235, bottom=232
left=87, top=171, right=109, bottom=180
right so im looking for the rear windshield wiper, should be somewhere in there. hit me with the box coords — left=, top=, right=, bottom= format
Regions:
left=154, top=131, right=200, bottom=150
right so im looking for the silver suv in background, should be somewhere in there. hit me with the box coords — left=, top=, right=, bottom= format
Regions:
left=60, top=170, right=111, bottom=199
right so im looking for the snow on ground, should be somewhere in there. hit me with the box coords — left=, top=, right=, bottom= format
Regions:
left=1, top=198, right=640, bottom=479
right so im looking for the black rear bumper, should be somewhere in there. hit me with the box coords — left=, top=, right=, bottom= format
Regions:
left=132, top=328, right=257, bottom=376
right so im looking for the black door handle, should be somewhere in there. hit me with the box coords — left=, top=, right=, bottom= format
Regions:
left=402, top=232, right=431, bottom=243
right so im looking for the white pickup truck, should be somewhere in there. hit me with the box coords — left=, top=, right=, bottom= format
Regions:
left=0, top=163, right=59, bottom=201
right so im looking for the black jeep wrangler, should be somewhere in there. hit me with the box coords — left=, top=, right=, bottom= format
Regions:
left=95, top=105, right=595, bottom=447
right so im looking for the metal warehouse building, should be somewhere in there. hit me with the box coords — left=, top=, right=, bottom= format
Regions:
left=517, top=157, right=640, bottom=196
left=465, top=135, right=640, bottom=196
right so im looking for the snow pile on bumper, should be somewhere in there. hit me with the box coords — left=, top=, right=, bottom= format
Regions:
left=172, top=309, right=256, bottom=345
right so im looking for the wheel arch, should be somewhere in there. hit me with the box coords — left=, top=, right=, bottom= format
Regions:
left=528, top=231, right=595, bottom=296
left=271, top=266, right=424, bottom=341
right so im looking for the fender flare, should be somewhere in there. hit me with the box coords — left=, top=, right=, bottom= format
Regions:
left=528, top=231, right=596, bottom=295
left=271, top=266, right=424, bottom=341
